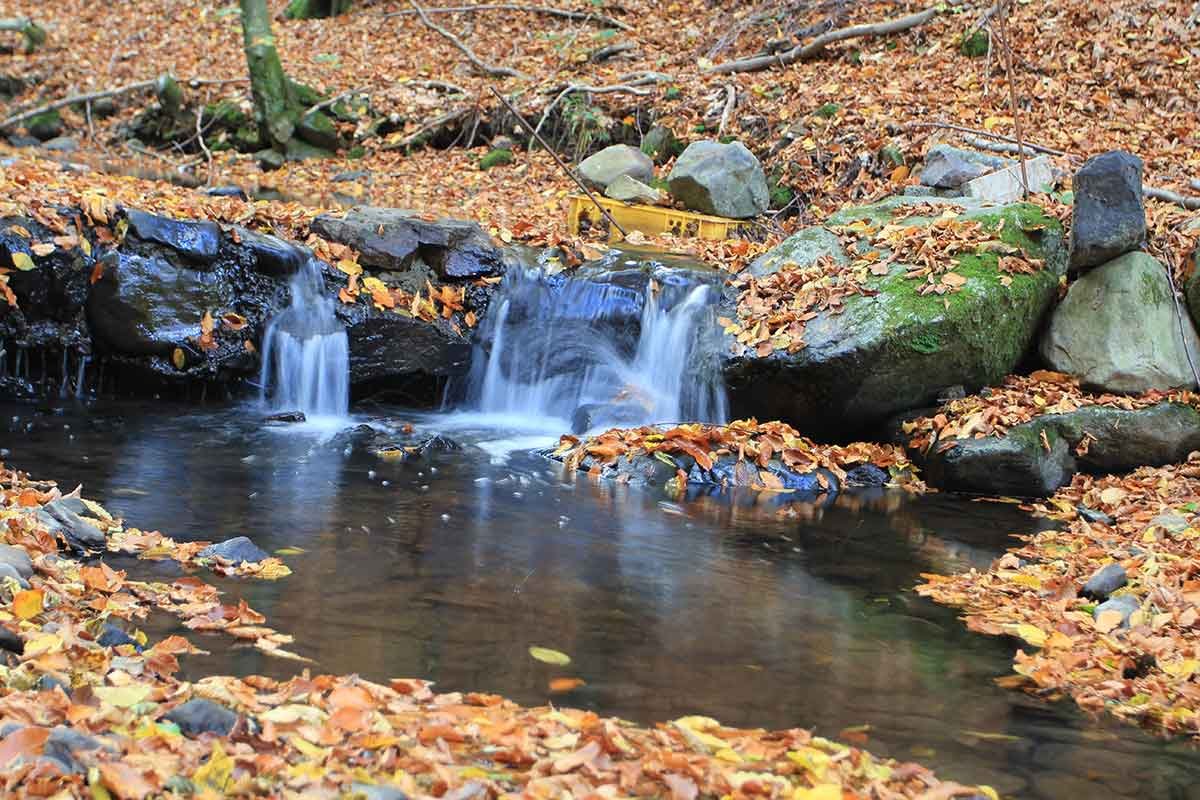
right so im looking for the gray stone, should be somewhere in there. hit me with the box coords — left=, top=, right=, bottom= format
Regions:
left=43, top=726, right=107, bottom=774
left=40, top=500, right=105, bottom=551
left=125, top=209, right=222, bottom=264
left=350, top=783, right=410, bottom=800
left=746, top=225, right=846, bottom=278
left=1070, top=151, right=1145, bottom=271
left=197, top=536, right=269, bottom=564
left=40, top=136, right=78, bottom=153
left=310, top=206, right=503, bottom=279
left=1040, top=252, right=1200, bottom=393
left=164, top=698, right=238, bottom=737
left=845, top=464, right=890, bottom=486
left=1082, top=563, right=1127, bottom=600
left=1076, top=506, right=1115, bottom=526
left=603, top=174, right=663, bottom=205
left=961, top=155, right=1056, bottom=204
left=1093, top=594, right=1140, bottom=628
left=0, top=563, right=29, bottom=589
left=0, top=544, right=33, bottom=580
left=920, top=145, right=1010, bottom=189
left=577, top=144, right=653, bottom=190
left=668, top=141, right=769, bottom=219
left=0, top=626, right=22, bottom=654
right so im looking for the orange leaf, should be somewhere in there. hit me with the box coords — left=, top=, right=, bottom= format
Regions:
left=549, top=677, right=586, bottom=693
left=99, top=762, right=158, bottom=800
left=0, top=726, right=48, bottom=768
left=81, top=563, right=125, bottom=593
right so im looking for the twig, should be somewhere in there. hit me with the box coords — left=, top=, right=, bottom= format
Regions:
left=304, top=90, right=364, bottom=119
left=384, top=107, right=473, bottom=150
left=489, top=87, right=628, bottom=239
left=992, top=0, right=1028, bottom=198
left=1145, top=186, right=1200, bottom=211
left=384, top=4, right=631, bottom=31
left=708, top=6, right=939, bottom=74
left=408, top=0, right=530, bottom=78
left=903, top=121, right=1069, bottom=157
left=589, top=42, right=637, bottom=62
left=717, top=84, right=736, bottom=137
left=532, top=82, right=652, bottom=140
left=195, top=107, right=214, bottom=187
left=405, top=79, right=468, bottom=95
left=85, top=101, right=95, bottom=142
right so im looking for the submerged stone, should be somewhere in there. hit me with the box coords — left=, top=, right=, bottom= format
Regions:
left=198, top=536, right=269, bottom=564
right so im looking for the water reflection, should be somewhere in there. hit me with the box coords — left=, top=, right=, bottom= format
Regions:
left=2, top=399, right=1199, bottom=799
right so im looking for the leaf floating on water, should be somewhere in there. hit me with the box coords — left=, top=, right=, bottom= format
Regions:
left=12, top=588, right=44, bottom=620
left=548, top=677, right=585, bottom=693
left=11, top=252, right=35, bottom=271
left=275, top=546, right=306, bottom=556
left=171, top=348, right=186, bottom=370
left=529, top=646, right=571, bottom=666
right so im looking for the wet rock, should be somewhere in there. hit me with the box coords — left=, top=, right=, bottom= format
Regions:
left=577, top=144, right=653, bottom=190
left=230, top=226, right=310, bottom=277
left=332, top=169, right=370, bottom=183
left=412, top=434, right=461, bottom=457
left=97, top=624, right=142, bottom=651
left=845, top=464, right=889, bottom=486
left=43, top=726, right=107, bottom=773
left=920, top=145, right=1010, bottom=189
left=311, top=206, right=503, bottom=279
left=164, top=698, right=238, bottom=737
left=1069, top=151, right=1145, bottom=272
left=1076, top=505, right=1115, bottom=525
left=0, top=626, right=23, bottom=654
left=746, top=225, right=846, bottom=278
left=603, top=174, right=663, bottom=205
left=198, top=536, right=269, bottom=564
left=39, top=499, right=105, bottom=551
left=40, top=136, right=78, bottom=153
left=1093, top=594, right=1140, bottom=628
left=205, top=185, right=249, bottom=201
left=571, top=402, right=649, bottom=434
left=7, top=134, right=40, bottom=148
left=266, top=410, right=306, bottom=423
left=1040, top=252, right=1200, bottom=392
left=668, top=140, right=768, bottom=218
left=350, top=783, right=410, bottom=800
left=0, top=563, right=29, bottom=588
left=125, top=209, right=222, bottom=264
left=0, top=544, right=34, bottom=580
left=727, top=199, right=1065, bottom=433
left=1082, top=563, right=1127, bottom=600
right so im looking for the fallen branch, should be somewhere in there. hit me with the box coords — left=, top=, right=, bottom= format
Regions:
left=589, top=42, right=637, bottom=62
left=195, top=108, right=214, bottom=187
left=404, top=79, right=468, bottom=95
left=304, top=89, right=365, bottom=119
left=408, top=0, right=528, bottom=79
left=532, top=83, right=652, bottom=140
left=1145, top=186, right=1200, bottom=211
left=384, top=106, right=473, bottom=150
left=0, top=16, right=46, bottom=53
left=708, top=6, right=938, bottom=74
left=903, top=121, right=1070, bottom=157
left=384, top=3, right=631, bottom=31
left=1, top=80, right=155, bottom=130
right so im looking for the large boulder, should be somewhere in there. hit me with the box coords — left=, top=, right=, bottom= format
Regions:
left=724, top=198, right=1066, bottom=434
left=746, top=226, right=846, bottom=278
left=577, top=144, right=653, bottom=190
left=338, top=303, right=471, bottom=388
left=1040, top=251, right=1200, bottom=393
left=125, top=209, right=222, bottom=265
left=904, top=402, right=1200, bottom=496
left=668, top=141, right=768, bottom=219
left=310, top=207, right=503, bottom=279
left=1069, top=151, right=1145, bottom=271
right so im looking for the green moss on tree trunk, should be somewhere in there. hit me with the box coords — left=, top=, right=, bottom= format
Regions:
left=240, top=0, right=301, bottom=151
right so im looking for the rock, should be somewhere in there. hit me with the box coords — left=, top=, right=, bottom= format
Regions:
left=603, top=174, right=663, bottom=205
left=1069, top=151, right=1145, bottom=272
left=125, top=209, right=222, bottom=264
left=571, top=402, right=650, bottom=434
left=668, top=141, right=769, bottom=219
left=961, top=155, right=1056, bottom=203
left=265, top=410, right=306, bottom=423
left=87, top=251, right=235, bottom=357
left=310, top=206, right=503, bottom=279
left=640, top=125, right=682, bottom=164
left=40, top=136, right=78, bottom=153
left=230, top=226, right=310, bottom=277
left=727, top=199, right=1066, bottom=433
left=26, top=110, right=62, bottom=141
left=1040, top=252, right=1200, bottom=393
left=97, top=624, right=141, bottom=651
left=0, top=544, right=33, bottom=580
left=1076, top=505, right=1115, bottom=525
left=204, top=185, right=249, bottom=200
left=256, top=148, right=286, bottom=170
left=43, top=726, right=107, bottom=774
left=577, top=144, right=653, bottom=190
left=296, top=110, right=340, bottom=151
left=332, top=169, right=370, bottom=183
left=0, top=563, right=28, bottom=588
left=339, top=305, right=472, bottom=387
left=903, top=401, right=1200, bottom=496
left=746, top=225, right=846, bottom=278
left=920, top=145, right=1010, bottom=189
left=7, top=135, right=40, bottom=148
left=478, top=149, right=514, bottom=170
left=164, top=698, right=238, bottom=737
left=38, top=674, right=69, bottom=694
left=0, top=626, right=22, bottom=655
left=1093, top=594, right=1140, bottom=628
left=40, top=499, right=105, bottom=551
left=198, top=536, right=269, bottom=564
left=350, top=783, right=410, bottom=800
left=845, top=464, right=890, bottom=487
left=1082, top=563, right=1127, bottom=600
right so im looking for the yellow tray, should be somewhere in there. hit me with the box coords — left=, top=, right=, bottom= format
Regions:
left=566, top=194, right=755, bottom=241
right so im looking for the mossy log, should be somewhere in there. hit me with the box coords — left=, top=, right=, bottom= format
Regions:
left=0, top=17, right=46, bottom=54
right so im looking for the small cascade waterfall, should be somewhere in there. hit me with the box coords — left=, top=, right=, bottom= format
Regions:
left=259, top=258, right=350, bottom=418
left=463, top=265, right=727, bottom=431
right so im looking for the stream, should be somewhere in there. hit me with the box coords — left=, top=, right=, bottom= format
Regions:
left=3, top=400, right=1200, bottom=799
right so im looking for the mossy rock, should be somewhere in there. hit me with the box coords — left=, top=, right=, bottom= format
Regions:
left=959, top=29, right=989, bottom=58
left=26, top=110, right=62, bottom=141
left=296, top=110, right=340, bottom=151
left=814, top=103, right=841, bottom=119
left=285, top=0, right=353, bottom=19
left=724, top=197, right=1067, bottom=434
left=202, top=99, right=249, bottom=129
left=479, top=148, right=514, bottom=170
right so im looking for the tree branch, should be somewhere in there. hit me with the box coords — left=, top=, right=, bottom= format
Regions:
left=1144, top=187, right=1200, bottom=211
left=407, top=0, right=528, bottom=79
left=708, top=6, right=939, bottom=74
left=903, top=121, right=1069, bottom=157
left=384, top=4, right=631, bottom=31
left=1, top=80, right=157, bottom=130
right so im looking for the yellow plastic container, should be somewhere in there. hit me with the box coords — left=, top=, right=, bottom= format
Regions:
left=566, top=194, right=756, bottom=241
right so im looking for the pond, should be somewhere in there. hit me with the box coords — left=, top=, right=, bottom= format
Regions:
left=2, top=399, right=1199, bottom=799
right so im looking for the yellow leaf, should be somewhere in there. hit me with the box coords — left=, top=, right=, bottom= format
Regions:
left=1162, top=658, right=1198, bottom=678
left=793, top=786, right=841, bottom=800
left=193, top=741, right=233, bottom=792
left=1094, top=609, right=1124, bottom=634
left=94, top=685, right=151, bottom=709
left=529, top=646, right=571, bottom=666
left=12, top=588, right=44, bottom=620
left=336, top=258, right=363, bottom=277
left=11, top=252, right=35, bottom=271
left=1009, top=573, right=1042, bottom=590
left=1015, top=623, right=1046, bottom=647
left=1099, top=487, right=1127, bottom=506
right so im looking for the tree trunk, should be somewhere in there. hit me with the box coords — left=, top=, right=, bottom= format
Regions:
left=285, top=0, right=353, bottom=20
left=239, top=0, right=298, bottom=150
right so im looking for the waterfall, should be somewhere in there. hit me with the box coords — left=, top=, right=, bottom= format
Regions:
left=259, top=258, right=350, bottom=418
left=463, top=266, right=727, bottom=432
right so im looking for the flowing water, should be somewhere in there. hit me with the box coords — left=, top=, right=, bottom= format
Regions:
left=258, top=257, right=350, bottom=420
left=462, top=263, right=728, bottom=431
left=4, top=401, right=1200, bottom=799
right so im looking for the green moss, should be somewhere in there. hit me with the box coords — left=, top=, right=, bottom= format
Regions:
left=285, top=0, right=353, bottom=19
left=665, top=87, right=682, bottom=101
left=1141, top=270, right=1170, bottom=305
left=959, top=29, right=989, bottom=57
left=815, top=103, right=842, bottom=118
left=203, top=99, right=248, bottom=128
left=479, top=148, right=514, bottom=170
left=768, top=172, right=795, bottom=209
left=25, top=110, right=61, bottom=140
left=287, top=80, right=325, bottom=109
left=909, top=331, right=941, bottom=354
left=346, top=145, right=366, bottom=159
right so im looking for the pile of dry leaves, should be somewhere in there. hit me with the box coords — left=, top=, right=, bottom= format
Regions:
left=555, top=419, right=923, bottom=492
left=0, top=463, right=995, bottom=798
left=918, top=455, right=1200, bottom=739
left=903, top=372, right=1200, bottom=453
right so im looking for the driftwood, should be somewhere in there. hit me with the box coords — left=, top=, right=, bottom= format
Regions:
left=384, top=4, right=631, bottom=31
left=408, top=0, right=528, bottom=79
left=708, top=6, right=938, bottom=74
